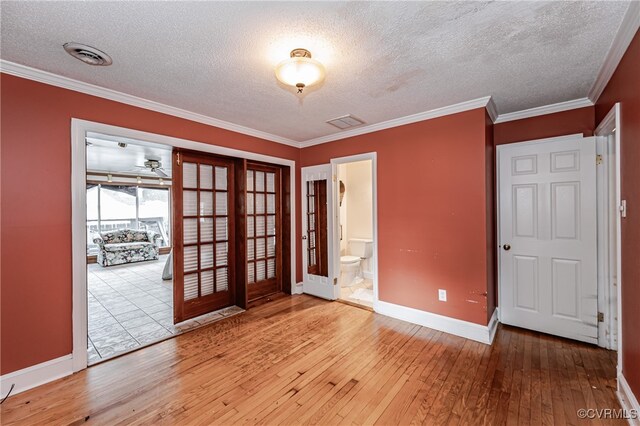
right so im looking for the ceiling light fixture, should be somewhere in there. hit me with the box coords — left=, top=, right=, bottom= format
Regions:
left=274, top=49, right=325, bottom=93
left=137, top=176, right=142, bottom=184
left=63, top=42, right=113, bottom=66
left=107, top=173, right=113, bottom=183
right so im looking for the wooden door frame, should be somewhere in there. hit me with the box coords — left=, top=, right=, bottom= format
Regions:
left=71, top=119, right=297, bottom=373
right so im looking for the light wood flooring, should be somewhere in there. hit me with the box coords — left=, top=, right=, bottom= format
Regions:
left=1, top=294, right=622, bottom=425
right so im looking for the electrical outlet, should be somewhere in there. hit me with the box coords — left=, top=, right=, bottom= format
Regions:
left=438, top=289, right=447, bottom=302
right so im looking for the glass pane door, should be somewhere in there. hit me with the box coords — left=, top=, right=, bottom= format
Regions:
left=173, top=151, right=235, bottom=322
left=246, top=163, right=281, bottom=301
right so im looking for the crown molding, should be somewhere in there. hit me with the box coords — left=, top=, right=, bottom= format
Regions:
left=494, top=97, right=594, bottom=124
left=588, top=1, right=640, bottom=103
left=0, top=60, right=300, bottom=148
left=485, top=97, right=499, bottom=123
left=299, top=96, right=492, bottom=148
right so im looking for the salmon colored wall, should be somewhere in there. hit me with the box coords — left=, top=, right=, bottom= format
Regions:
left=494, top=106, right=595, bottom=146
left=301, top=108, right=494, bottom=325
left=0, top=74, right=301, bottom=375
left=595, top=30, right=640, bottom=400
left=485, top=112, right=496, bottom=323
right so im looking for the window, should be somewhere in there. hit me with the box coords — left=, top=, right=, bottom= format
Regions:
left=86, top=184, right=171, bottom=255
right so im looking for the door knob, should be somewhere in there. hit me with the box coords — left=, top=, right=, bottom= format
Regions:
left=503, top=244, right=511, bottom=251
left=302, top=236, right=307, bottom=240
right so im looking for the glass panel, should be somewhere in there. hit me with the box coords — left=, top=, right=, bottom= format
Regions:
left=200, top=244, right=214, bottom=269
left=246, top=170, right=254, bottom=191
left=216, top=268, right=228, bottom=292
left=184, top=218, right=198, bottom=244
left=246, top=193, right=254, bottom=214
left=255, top=171, right=265, bottom=192
left=309, top=196, right=315, bottom=213
left=215, top=192, right=228, bottom=215
left=184, top=246, right=198, bottom=272
left=267, top=215, right=276, bottom=235
left=257, top=238, right=266, bottom=259
left=183, top=191, right=197, bottom=216
left=248, top=262, right=255, bottom=283
left=266, top=172, right=275, bottom=192
left=309, top=231, right=316, bottom=248
left=200, top=164, right=213, bottom=189
left=256, top=193, right=265, bottom=214
left=256, top=216, right=265, bottom=237
left=184, top=273, right=199, bottom=300
left=86, top=186, right=100, bottom=255
left=267, top=259, right=276, bottom=279
left=309, top=214, right=315, bottom=231
left=183, top=162, right=197, bottom=188
left=215, top=217, right=228, bottom=241
left=267, top=194, right=275, bottom=214
left=216, top=242, right=228, bottom=266
left=247, top=216, right=254, bottom=238
left=201, top=271, right=214, bottom=296
left=256, top=260, right=266, bottom=281
left=308, top=181, right=315, bottom=196
left=200, top=218, right=213, bottom=243
left=215, top=166, right=227, bottom=190
left=100, top=186, right=136, bottom=220
left=309, top=249, right=316, bottom=266
left=267, top=236, right=276, bottom=257
left=138, top=187, right=170, bottom=247
left=200, top=191, right=213, bottom=216
left=247, top=239, right=255, bottom=261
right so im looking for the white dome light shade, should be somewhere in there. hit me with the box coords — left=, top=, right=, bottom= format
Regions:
left=275, top=49, right=325, bottom=93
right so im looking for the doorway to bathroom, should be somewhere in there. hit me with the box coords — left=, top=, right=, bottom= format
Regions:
left=332, top=154, right=377, bottom=309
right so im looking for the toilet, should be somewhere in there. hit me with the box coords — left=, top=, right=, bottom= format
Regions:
left=340, top=239, right=374, bottom=287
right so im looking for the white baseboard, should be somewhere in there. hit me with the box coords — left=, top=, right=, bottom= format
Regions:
left=292, top=282, right=304, bottom=295
left=618, top=372, right=640, bottom=425
left=374, top=300, right=499, bottom=345
left=0, top=355, right=73, bottom=397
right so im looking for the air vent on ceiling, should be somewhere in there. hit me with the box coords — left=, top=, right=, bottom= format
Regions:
left=326, top=114, right=366, bottom=130
left=63, top=42, right=113, bottom=66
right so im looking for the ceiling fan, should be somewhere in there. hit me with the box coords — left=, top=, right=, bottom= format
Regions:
left=135, top=157, right=168, bottom=177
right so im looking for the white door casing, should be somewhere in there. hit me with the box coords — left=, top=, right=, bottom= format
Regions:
left=498, top=135, right=598, bottom=344
left=301, top=164, right=337, bottom=300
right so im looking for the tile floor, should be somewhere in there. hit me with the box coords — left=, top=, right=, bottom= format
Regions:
left=88, top=255, right=243, bottom=364
left=339, top=278, right=374, bottom=308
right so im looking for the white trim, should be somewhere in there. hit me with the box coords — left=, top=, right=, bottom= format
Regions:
left=300, top=97, right=492, bottom=147
left=376, top=301, right=498, bottom=345
left=595, top=103, right=623, bottom=373
left=589, top=2, right=640, bottom=103
left=618, top=373, right=640, bottom=425
left=331, top=153, right=379, bottom=307
left=0, top=355, right=73, bottom=396
left=494, top=98, right=594, bottom=124
left=485, top=97, right=499, bottom=123
left=0, top=60, right=299, bottom=147
left=71, top=119, right=297, bottom=373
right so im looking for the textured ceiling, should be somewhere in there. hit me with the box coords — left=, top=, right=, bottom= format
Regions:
left=0, top=1, right=630, bottom=142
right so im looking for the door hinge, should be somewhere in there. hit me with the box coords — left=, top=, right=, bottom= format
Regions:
left=597, top=312, right=604, bottom=322
left=333, top=277, right=338, bottom=285
left=176, top=152, right=181, bottom=166
left=332, top=174, right=337, bottom=182
left=596, top=154, right=603, bottom=165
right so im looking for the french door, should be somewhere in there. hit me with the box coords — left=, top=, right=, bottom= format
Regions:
left=498, top=135, right=598, bottom=344
left=301, top=164, right=337, bottom=300
left=246, top=163, right=282, bottom=301
left=173, top=150, right=235, bottom=323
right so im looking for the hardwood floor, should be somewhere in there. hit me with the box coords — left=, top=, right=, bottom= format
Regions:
left=1, top=295, right=622, bottom=425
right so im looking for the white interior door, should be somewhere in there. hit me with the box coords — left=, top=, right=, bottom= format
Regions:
left=301, top=165, right=337, bottom=300
left=498, top=135, right=598, bottom=344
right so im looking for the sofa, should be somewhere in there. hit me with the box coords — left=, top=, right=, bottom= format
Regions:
left=93, top=229, right=161, bottom=267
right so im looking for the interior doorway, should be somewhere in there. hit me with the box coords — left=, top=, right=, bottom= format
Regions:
left=71, top=119, right=296, bottom=372
left=334, top=158, right=376, bottom=309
